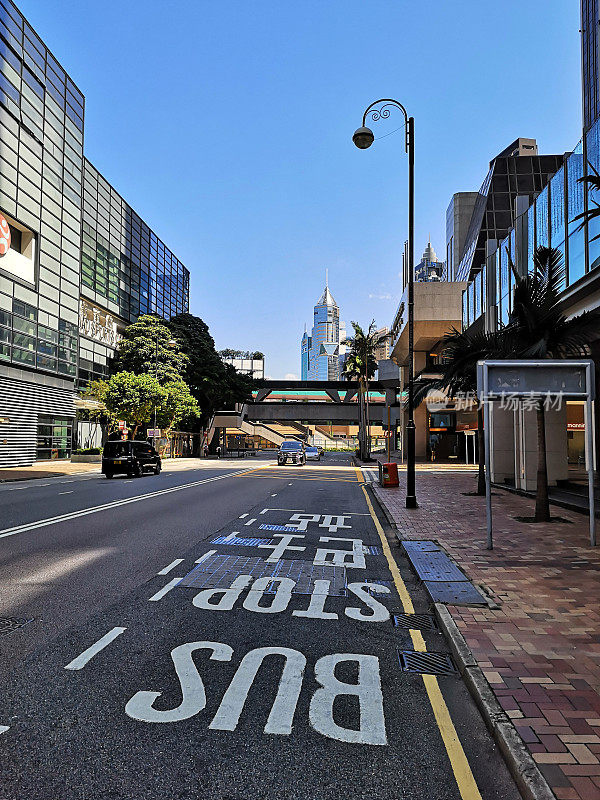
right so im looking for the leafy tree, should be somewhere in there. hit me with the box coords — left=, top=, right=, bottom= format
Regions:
left=113, top=314, right=187, bottom=383
left=155, top=380, right=200, bottom=435
left=97, top=372, right=167, bottom=440
left=169, top=313, right=255, bottom=422
left=342, top=321, right=384, bottom=460
left=505, top=245, right=600, bottom=521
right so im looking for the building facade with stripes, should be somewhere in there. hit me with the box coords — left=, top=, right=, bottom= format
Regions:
left=0, top=0, right=189, bottom=467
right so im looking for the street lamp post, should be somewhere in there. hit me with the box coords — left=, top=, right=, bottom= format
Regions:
left=353, top=99, right=417, bottom=508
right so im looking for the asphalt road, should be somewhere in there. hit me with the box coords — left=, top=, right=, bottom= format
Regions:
left=0, top=453, right=521, bottom=799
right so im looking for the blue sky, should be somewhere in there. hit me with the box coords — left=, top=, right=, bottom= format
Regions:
left=20, top=0, right=582, bottom=378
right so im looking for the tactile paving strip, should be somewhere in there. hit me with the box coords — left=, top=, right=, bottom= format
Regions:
left=179, top=553, right=347, bottom=595
left=405, top=551, right=467, bottom=582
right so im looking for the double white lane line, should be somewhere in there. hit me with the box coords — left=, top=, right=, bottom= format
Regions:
left=0, top=468, right=263, bottom=541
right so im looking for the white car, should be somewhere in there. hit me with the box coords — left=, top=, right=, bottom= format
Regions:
left=305, top=446, right=321, bottom=461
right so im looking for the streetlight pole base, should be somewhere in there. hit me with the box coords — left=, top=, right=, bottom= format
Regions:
left=405, top=495, right=418, bottom=509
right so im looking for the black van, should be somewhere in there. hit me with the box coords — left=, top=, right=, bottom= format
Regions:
left=102, top=440, right=162, bottom=478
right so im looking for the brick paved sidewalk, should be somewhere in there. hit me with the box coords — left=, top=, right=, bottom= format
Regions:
left=374, top=472, right=600, bottom=800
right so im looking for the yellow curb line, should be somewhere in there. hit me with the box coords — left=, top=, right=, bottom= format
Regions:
left=362, top=486, right=483, bottom=800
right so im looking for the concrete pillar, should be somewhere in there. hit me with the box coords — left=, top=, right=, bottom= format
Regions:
left=516, top=404, right=568, bottom=491
left=489, top=405, right=515, bottom=485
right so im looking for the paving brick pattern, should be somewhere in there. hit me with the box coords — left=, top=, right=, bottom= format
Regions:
left=374, top=473, right=600, bottom=800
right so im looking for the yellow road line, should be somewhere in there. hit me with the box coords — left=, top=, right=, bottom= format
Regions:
left=355, top=468, right=364, bottom=484
left=362, top=486, right=483, bottom=800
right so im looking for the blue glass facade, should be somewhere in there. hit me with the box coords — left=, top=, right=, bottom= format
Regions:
left=462, top=120, right=600, bottom=329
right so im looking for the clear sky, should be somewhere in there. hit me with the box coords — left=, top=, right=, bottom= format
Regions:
left=19, top=0, right=582, bottom=379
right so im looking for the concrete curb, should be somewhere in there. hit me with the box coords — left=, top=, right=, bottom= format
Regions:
left=365, top=484, right=398, bottom=529
left=433, top=603, right=556, bottom=800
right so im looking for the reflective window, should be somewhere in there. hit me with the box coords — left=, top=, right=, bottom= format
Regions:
left=567, top=141, right=586, bottom=284
left=586, top=117, right=600, bottom=271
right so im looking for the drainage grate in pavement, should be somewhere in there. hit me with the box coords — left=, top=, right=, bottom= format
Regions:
left=180, top=553, right=347, bottom=595
left=402, top=540, right=440, bottom=554
left=406, top=551, right=467, bottom=582
left=423, top=580, right=488, bottom=606
left=362, top=580, right=394, bottom=596
left=398, top=649, right=456, bottom=675
left=0, top=617, right=33, bottom=635
left=393, top=613, right=437, bottom=631
left=362, top=545, right=383, bottom=556
left=210, top=536, right=273, bottom=547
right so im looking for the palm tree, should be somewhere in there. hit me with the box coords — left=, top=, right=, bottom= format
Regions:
left=506, top=245, right=600, bottom=521
left=342, top=321, right=383, bottom=460
left=412, top=327, right=512, bottom=495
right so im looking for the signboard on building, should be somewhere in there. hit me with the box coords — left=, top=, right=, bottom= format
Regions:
left=79, top=298, right=123, bottom=348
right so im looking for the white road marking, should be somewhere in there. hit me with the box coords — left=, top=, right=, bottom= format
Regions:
left=58, top=491, right=73, bottom=495
left=195, top=549, right=217, bottom=564
left=244, top=518, right=257, bottom=526
left=9, top=487, right=27, bottom=491
left=239, top=513, right=249, bottom=519
left=271, top=493, right=277, bottom=497
left=65, top=627, right=126, bottom=670
left=194, top=575, right=253, bottom=610
left=309, top=654, right=387, bottom=745
left=148, top=577, right=183, bottom=602
left=125, top=641, right=233, bottom=723
left=260, top=508, right=269, bottom=515
left=314, top=537, right=366, bottom=569
left=258, top=533, right=305, bottom=563
left=157, top=559, right=184, bottom=575
left=243, top=577, right=294, bottom=614
left=209, top=646, right=306, bottom=735
left=0, top=469, right=259, bottom=540
left=0, top=725, right=9, bottom=734
left=222, top=533, right=237, bottom=542
left=293, top=581, right=338, bottom=620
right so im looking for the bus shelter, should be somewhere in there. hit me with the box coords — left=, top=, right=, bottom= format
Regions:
left=476, top=359, right=596, bottom=549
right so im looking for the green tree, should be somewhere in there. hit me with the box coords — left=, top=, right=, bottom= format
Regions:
left=169, top=313, right=255, bottom=422
left=98, top=372, right=167, bottom=440
left=114, top=314, right=187, bottom=383
left=505, top=245, right=600, bottom=521
left=155, top=380, right=200, bottom=435
left=342, top=321, right=383, bottom=460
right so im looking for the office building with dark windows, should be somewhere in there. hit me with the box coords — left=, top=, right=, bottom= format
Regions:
left=446, top=0, right=600, bottom=489
left=0, top=0, right=189, bottom=466
left=79, top=159, right=189, bottom=387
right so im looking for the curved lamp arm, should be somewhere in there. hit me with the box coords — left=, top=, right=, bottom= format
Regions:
left=362, top=98, right=409, bottom=152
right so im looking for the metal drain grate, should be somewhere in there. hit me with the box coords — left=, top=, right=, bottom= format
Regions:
left=0, top=617, right=33, bottom=635
left=393, top=613, right=437, bottom=631
left=362, top=580, right=394, bottom=596
left=397, top=649, right=456, bottom=675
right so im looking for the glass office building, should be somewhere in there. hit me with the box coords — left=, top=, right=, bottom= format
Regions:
left=0, top=0, right=190, bottom=465
left=79, top=159, right=189, bottom=386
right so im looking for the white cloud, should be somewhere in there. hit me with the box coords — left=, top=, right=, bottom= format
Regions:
left=285, top=372, right=299, bottom=380
left=368, top=292, right=392, bottom=301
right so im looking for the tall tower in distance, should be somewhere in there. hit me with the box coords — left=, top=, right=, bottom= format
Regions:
left=300, top=272, right=344, bottom=381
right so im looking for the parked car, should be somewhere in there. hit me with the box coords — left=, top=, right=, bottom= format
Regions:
left=102, top=440, right=162, bottom=478
left=277, top=440, right=306, bottom=466
left=305, top=446, right=321, bottom=461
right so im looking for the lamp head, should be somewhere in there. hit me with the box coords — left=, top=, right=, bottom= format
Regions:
left=352, top=126, right=374, bottom=149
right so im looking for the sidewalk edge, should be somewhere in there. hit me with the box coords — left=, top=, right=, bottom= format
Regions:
left=365, top=484, right=398, bottom=529
left=433, top=603, right=556, bottom=800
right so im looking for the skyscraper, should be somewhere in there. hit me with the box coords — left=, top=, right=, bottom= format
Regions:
left=301, top=274, right=345, bottom=381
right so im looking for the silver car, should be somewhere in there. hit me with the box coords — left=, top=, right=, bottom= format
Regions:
left=305, top=446, right=321, bottom=461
